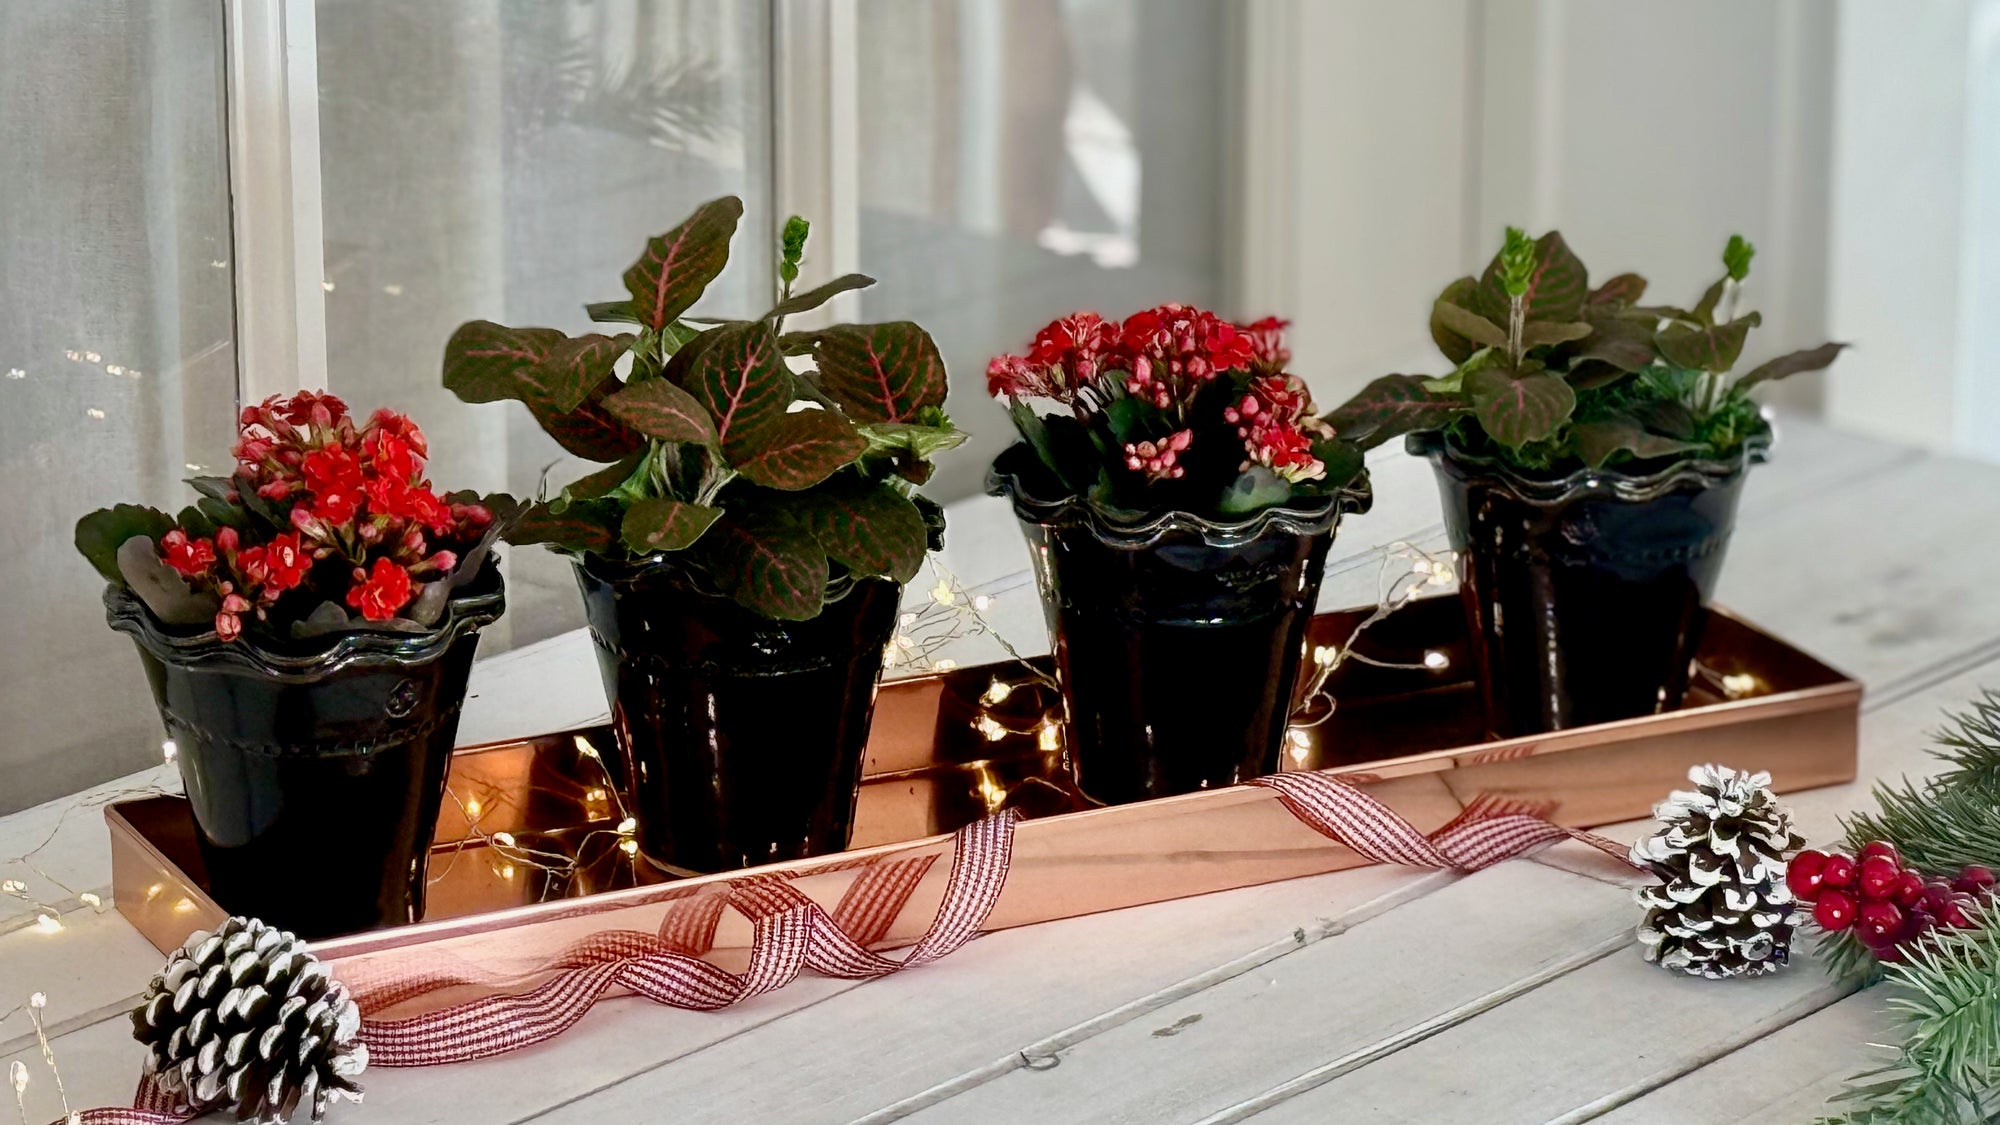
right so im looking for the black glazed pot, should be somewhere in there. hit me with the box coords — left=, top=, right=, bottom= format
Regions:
left=1414, top=429, right=1769, bottom=738
left=989, top=443, right=1372, bottom=806
left=574, top=556, right=901, bottom=875
left=107, top=562, right=504, bottom=940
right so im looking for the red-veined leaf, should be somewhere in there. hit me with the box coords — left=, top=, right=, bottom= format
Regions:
left=767, top=273, right=876, bottom=319
left=1572, top=420, right=1702, bottom=469
left=603, top=377, right=719, bottom=447
left=1655, top=312, right=1761, bottom=374
left=1587, top=273, right=1648, bottom=308
left=443, top=321, right=632, bottom=413
left=619, top=497, right=723, bottom=553
left=622, top=196, right=744, bottom=330
left=1322, top=374, right=1464, bottom=450
left=1465, top=367, right=1575, bottom=448
left=1433, top=302, right=1509, bottom=350
left=506, top=500, right=621, bottom=555
left=1472, top=231, right=1588, bottom=325
left=731, top=409, right=867, bottom=491
left=1519, top=320, right=1593, bottom=349
left=790, top=479, right=927, bottom=583
left=810, top=322, right=948, bottom=423
left=687, top=321, right=792, bottom=448
left=1429, top=277, right=1482, bottom=364
left=699, top=506, right=828, bottom=620
left=1733, top=341, right=1846, bottom=390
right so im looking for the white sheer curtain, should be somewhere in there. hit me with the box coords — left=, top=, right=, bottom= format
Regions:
left=0, top=0, right=237, bottom=813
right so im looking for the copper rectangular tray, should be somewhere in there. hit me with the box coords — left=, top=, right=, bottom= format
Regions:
left=109, top=597, right=1859, bottom=984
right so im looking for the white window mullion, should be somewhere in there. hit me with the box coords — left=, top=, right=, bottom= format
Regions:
left=772, top=0, right=861, bottom=328
left=225, top=0, right=328, bottom=403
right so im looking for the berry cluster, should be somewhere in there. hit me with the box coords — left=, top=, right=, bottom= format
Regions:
left=1788, top=842, right=1996, bottom=961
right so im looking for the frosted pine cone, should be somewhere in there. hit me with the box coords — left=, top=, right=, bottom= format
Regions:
left=1632, top=764, right=1804, bottom=979
left=130, top=916, right=366, bottom=1123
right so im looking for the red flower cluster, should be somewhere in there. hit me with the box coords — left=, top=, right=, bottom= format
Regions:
left=991, top=306, right=1325, bottom=492
left=1228, top=374, right=1333, bottom=484
left=1789, top=842, right=1997, bottom=962
left=161, top=391, right=492, bottom=640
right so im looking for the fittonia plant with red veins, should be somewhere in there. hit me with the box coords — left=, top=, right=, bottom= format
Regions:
left=442, top=197, right=964, bottom=621
left=988, top=307, right=1365, bottom=517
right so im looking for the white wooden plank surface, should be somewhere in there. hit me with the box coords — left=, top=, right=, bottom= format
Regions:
left=0, top=420, right=1993, bottom=1125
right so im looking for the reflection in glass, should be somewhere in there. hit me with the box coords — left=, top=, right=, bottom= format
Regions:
left=856, top=0, right=1234, bottom=502
left=314, top=0, right=776, bottom=649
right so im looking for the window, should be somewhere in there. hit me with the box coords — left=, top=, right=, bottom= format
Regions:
left=0, top=0, right=237, bottom=811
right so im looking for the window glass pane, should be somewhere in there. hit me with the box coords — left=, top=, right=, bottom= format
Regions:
left=856, top=0, right=1233, bottom=502
left=314, top=0, right=776, bottom=650
left=0, top=0, right=237, bottom=812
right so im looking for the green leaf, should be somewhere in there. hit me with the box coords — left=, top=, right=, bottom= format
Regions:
left=1218, top=467, right=1294, bottom=515
left=1098, top=395, right=1155, bottom=444
left=1630, top=398, right=1697, bottom=440
left=1322, top=374, right=1464, bottom=450
left=767, top=273, right=875, bottom=319
left=791, top=478, right=928, bottom=582
left=1429, top=276, right=1483, bottom=364
left=1723, top=234, right=1755, bottom=282
left=1432, top=302, right=1510, bottom=350
left=1473, top=230, right=1588, bottom=325
left=857, top=421, right=968, bottom=462
left=559, top=451, right=648, bottom=503
left=622, top=195, right=744, bottom=331
left=1733, top=341, right=1846, bottom=390
left=730, top=409, right=867, bottom=491
left=506, top=499, right=622, bottom=555
left=1564, top=361, right=1635, bottom=391
left=603, top=377, right=719, bottom=446
left=584, top=299, right=642, bottom=325
left=1691, top=277, right=1728, bottom=324
left=1586, top=273, right=1647, bottom=308
left=1312, top=438, right=1368, bottom=491
left=1571, top=420, right=1702, bottom=469
left=1518, top=319, right=1593, bottom=349
left=687, top=321, right=792, bottom=449
left=75, top=505, right=177, bottom=584
left=443, top=321, right=632, bottom=414
left=620, top=496, right=723, bottom=553
left=700, top=506, right=829, bottom=620
left=810, top=322, right=949, bottom=423
left=1465, top=367, right=1576, bottom=448
left=1655, top=311, right=1761, bottom=373
left=185, top=476, right=237, bottom=505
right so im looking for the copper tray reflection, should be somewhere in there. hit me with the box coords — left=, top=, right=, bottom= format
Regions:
left=109, top=597, right=1859, bottom=950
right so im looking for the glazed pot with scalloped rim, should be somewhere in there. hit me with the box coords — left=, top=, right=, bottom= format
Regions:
left=107, top=561, right=504, bottom=940
left=989, top=442, right=1372, bottom=806
left=574, top=554, right=901, bottom=876
left=1413, top=429, right=1768, bottom=738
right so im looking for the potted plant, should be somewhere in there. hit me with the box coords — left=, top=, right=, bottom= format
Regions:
left=986, top=308, right=1371, bottom=805
left=76, top=392, right=506, bottom=938
left=1326, top=228, right=1844, bottom=736
left=442, top=197, right=960, bottom=875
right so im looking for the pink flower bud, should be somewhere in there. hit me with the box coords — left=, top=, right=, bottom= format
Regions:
left=215, top=527, right=239, bottom=553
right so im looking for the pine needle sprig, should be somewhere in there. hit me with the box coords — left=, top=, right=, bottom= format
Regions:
left=1819, top=905, right=2000, bottom=1124
left=1843, top=689, right=2000, bottom=873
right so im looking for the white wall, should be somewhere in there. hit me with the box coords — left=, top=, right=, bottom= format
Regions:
left=1266, top=0, right=1839, bottom=419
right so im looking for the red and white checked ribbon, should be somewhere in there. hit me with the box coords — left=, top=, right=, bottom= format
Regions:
left=1250, top=772, right=1639, bottom=871
left=57, top=773, right=1636, bottom=1122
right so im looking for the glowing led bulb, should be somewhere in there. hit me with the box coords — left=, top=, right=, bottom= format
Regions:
left=464, top=798, right=482, bottom=819
left=491, top=831, right=515, bottom=848
left=10, top=1060, right=26, bottom=1093
left=981, top=680, right=1013, bottom=705
left=930, top=580, right=954, bottom=605
left=160, top=739, right=177, bottom=764
left=78, top=892, right=101, bottom=908
left=1037, top=720, right=1060, bottom=752
left=971, top=595, right=992, bottom=612
left=34, top=912, right=62, bottom=934
left=619, top=838, right=639, bottom=856
left=1423, top=650, right=1450, bottom=670
left=934, top=659, right=957, bottom=671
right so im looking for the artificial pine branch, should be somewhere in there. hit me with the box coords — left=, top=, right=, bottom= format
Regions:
left=1844, top=689, right=2000, bottom=875
left=1819, top=906, right=2000, bottom=1124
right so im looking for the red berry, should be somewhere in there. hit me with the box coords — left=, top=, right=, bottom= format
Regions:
left=1814, top=889, right=1858, bottom=931
left=1858, top=855, right=1902, bottom=900
left=1892, top=871, right=1927, bottom=908
left=1859, top=840, right=1902, bottom=865
left=1786, top=852, right=1829, bottom=901
left=1858, top=899, right=1905, bottom=941
left=1821, top=853, right=1857, bottom=889
left=1921, top=880, right=1957, bottom=913
left=1954, top=865, right=1997, bottom=895
left=1940, top=894, right=1980, bottom=929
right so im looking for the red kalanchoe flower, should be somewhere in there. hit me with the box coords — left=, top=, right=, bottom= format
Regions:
left=1028, top=312, right=1114, bottom=382
left=1122, top=429, right=1193, bottom=483
left=276, top=390, right=349, bottom=430
left=214, top=592, right=251, bottom=643
left=362, top=428, right=422, bottom=484
left=301, top=446, right=365, bottom=525
left=1118, top=304, right=1258, bottom=410
left=987, top=353, right=1072, bottom=402
left=1244, top=420, right=1326, bottom=484
left=1240, top=316, right=1291, bottom=374
left=159, top=529, right=216, bottom=578
left=367, top=408, right=430, bottom=459
left=253, top=532, right=310, bottom=593
left=347, top=557, right=415, bottom=621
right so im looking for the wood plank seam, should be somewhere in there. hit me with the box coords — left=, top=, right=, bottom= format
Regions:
left=1189, top=934, right=1632, bottom=1125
